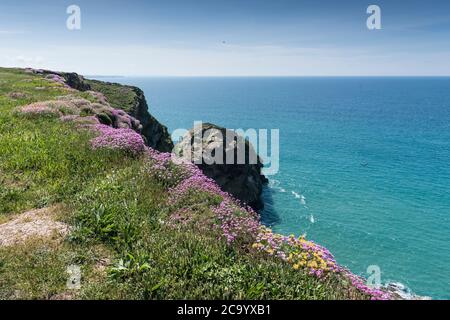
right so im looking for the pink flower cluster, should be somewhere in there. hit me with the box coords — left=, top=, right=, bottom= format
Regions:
left=168, top=168, right=228, bottom=202
left=17, top=103, right=61, bottom=117
left=88, top=90, right=109, bottom=105
left=253, top=227, right=339, bottom=275
left=167, top=208, right=195, bottom=227
left=60, top=115, right=100, bottom=126
left=212, top=200, right=260, bottom=244
left=251, top=227, right=391, bottom=299
left=90, top=124, right=146, bottom=155
left=46, top=74, right=71, bottom=88
left=60, top=115, right=82, bottom=122
left=143, top=149, right=187, bottom=184
left=339, top=268, right=391, bottom=300
left=8, top=92, right=27, bottom=99
left=16, top=100, right=82, bottom=119
left=163, top=156, right=260, bottom=244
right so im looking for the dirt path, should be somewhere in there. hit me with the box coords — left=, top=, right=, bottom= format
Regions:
left=0, top=206, right=69, bottom=247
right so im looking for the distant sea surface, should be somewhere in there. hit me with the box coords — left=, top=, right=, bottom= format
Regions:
left=93, top=76, right=450, bottom=299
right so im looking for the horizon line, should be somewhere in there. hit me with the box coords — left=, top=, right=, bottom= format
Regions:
left=3, top=67, right=449, bottom=78
left=86, top=74, right=450, bottom=78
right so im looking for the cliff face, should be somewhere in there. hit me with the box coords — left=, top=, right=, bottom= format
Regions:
left=80, top=77, right=174, bottom=153
left=61, top=72, right=91, bottom=91
left=34, top=69, right=174, bottom=153
left=126, top=86, right=173, bottom=152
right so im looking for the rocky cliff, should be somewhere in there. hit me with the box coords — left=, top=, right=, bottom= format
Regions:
left=29, top=69, right=173, bottom=153
left=125, top=86, right=174, bottom=152
left=84, top=78, right=174, bottom=152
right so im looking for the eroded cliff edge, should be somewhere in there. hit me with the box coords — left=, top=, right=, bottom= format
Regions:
left=84, top=79, right=174, bottom=152
left=35, top=70, right=174, bottom=152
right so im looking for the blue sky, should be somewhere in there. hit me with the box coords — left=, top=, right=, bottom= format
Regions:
left=1, top=0, right=450, bottom=76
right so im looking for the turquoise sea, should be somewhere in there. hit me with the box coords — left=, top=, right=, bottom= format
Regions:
left=95, top=77, right=450, bottom=299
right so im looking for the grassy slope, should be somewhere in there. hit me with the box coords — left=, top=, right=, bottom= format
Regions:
left=84, top=79, right=136, bottom=112
left=0, top=68, right=369, bottom=300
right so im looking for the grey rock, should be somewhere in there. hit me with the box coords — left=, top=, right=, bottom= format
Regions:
left=175, top=123, right=268, bottom=210
left=126, top=86, right=173, bottom=152
left=384, top=282, right=432, bottom=300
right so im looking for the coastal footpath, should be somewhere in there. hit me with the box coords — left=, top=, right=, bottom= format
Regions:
left=0, top=67, right=391, bottom=300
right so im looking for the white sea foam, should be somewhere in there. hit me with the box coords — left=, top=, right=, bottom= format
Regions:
left=268, top=179, right=287, bottom=193
left=300, top=195, right=306, bottom=205
left=268, top=179, right=280, bottom=188
left=384, top=282, right=431, bottom=300
left=291, top=191, right=306, bottom=205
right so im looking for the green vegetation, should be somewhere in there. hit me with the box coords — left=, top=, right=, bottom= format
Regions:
left=85, top=79, right=137, bottom=112
left=0, top=67, right=370, bottom=300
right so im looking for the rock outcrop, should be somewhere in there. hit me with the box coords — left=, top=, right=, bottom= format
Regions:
left=174, top=123, right=268, bottom=210
left=384, top=283, right=432, bottom=300
left=61, top=72, right=92, bottom=91
left=125, top=86, right=173, bottom=152
left=83, top=79, right=174, bottom=153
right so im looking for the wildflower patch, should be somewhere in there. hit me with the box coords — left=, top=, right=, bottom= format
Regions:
left=90, top=124, right=146, bottom=156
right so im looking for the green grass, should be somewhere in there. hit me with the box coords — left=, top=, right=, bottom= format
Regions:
left=0, top=238, right=112, bottom=300
left=0, top=67, right=369, bottom=300
left=84, top=79, right=137, bottom=112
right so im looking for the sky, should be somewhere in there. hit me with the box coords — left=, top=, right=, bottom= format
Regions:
left=1, top=0, right=450, bottom=76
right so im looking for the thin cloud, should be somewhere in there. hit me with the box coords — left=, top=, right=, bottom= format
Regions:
left=0, top=54, right=45, bottom=67
left=0, top=30, right=25, bottom=34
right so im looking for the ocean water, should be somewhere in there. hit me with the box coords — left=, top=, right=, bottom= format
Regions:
left=95, top=76, right=450, bottom=299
